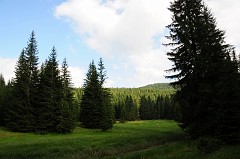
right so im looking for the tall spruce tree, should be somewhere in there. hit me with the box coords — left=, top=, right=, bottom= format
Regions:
left=37, top=47, right=63, bottom=133
left=7, top=31, right=40, bottom=132
left=166, top=0, right=240, bottom=143
left=80, top=61, right=102, bottom=129
left=58, top=58, right=76, bottom=132
left=98, top=58, right=113, bottom=131
left=7, top=50, right=34, bottom=132
left=80, top=59, right=113, bottom=130
left=25, top=31, right=39, bottom=128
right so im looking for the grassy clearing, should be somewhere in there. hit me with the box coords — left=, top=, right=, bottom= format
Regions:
left=0, top=120, right=239, bottom=159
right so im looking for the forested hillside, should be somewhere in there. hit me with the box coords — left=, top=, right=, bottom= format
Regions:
left=139, top=83, right=173, bottom=89
left=74, top=85, right=176, bottom=122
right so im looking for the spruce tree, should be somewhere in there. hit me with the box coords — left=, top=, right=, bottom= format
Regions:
left=98, top=58, right=113, bottom=131
left=166, top=0, right=240, bottom=142
left=80, top=61, right=102, bottom=129
left=37, top=47, right=63, bottom=133
left=139, top=96, right=148, bottom=120
left=80, top=59, right=113, bottom=130
left=58, top=58, right=76, bottom=132
left=25, top=31, right=39, bottom=129
left=6, top=31, right=40, bottom=132
left=7, top=50, right=34, bottom=132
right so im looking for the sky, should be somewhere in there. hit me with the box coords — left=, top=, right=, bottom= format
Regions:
left=0, top=0, right=240, bottom=88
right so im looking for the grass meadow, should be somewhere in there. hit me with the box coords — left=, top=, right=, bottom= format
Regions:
left=0, top=120, right=239, bottom=159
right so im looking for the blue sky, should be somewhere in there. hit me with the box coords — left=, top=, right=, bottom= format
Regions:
left=0, top=0, right=240, bottom=87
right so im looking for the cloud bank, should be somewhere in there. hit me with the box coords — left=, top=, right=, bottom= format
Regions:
left=55, top=0, right=173, bottom=87
left=68, top=66, right=85, bottom=87
left=206, top=0, right=240, bottom=49
left=55, top=0, right=240, bottom=87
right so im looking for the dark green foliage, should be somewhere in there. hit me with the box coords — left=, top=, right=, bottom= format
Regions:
left=111, top=87, right=175, bottom=121
left=25, top=31, right=40, bottom=128
left=1, top=81, right=14, bottom=128
left=99, top=89, right=114, bottom=131
left=166, top=0, right=240, bottom=143
left=139, top=96, right=154, bottom=120
left=80, top=59, right=113, bottom=131
left=2, top=32, right=76, bottom=134
left=156, top=95, right=165, bottom=119
left=0, top=73, right=5, bottom=126
left=7, top=49, right=36, bottom=132
left=140, top=83, right=173, bottom=89
left=139, top=96, right=148, bottom=120
left=60, top=58, right=76, bottom=132
left=37, top=47, right=62, bottom=132
left=6, top=31, right=40, bottom=132
left=80, top=61, right=102, bottom=129
left=37, top=47, right=75, bottom=133
left=124, top=95, right=138, bottom=121
left=110, top=88, right=175, bottom=121
left=98, top=58, right=114, bottom=131
left=139, top=95, right=175, bottom=120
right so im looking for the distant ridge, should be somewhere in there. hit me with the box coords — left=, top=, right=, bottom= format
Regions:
left=139, top=83, right=173, bottom=89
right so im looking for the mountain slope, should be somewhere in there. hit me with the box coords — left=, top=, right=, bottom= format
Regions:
left=140, top=83, right=173, bottom=89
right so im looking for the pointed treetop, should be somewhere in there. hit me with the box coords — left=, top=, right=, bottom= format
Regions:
left=98, top=58, right=107, bottom=86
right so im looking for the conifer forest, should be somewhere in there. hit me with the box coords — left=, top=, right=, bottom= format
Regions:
left=0, top=0, right=240, bottom=158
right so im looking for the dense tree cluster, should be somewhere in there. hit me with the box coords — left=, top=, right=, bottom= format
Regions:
left=139, top=95, right=174, bottom=120
left=80, top=59, right=113, bottom=131
left=73, top=85, right=175, bottom=122
left=114, top=95, right=139, bottom=122
left=0, top=32, right=75, bottom=133
left=111, top=88, right=175, bottom=122
left=166, top=0, right=240, bottom=143
left=113, top=94, right=175, bottom=122
left=0, top=32, right=114, bottom=132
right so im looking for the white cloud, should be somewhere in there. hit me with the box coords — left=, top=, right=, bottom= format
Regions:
left=0, top=57, right=17, bottom=82
left=55, top=0, right=240, bottom=87
left=206, top=0, right=240, bottom=50
left=55, top=0, right=172, bottom=87
left=68, top=66, right=86, bottom=87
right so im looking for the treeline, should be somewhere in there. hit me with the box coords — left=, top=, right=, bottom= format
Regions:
left=114, top=95, right=175, bottom=122
left=0, top=32, right=75, bottom=133
left=74, top=87, right=176, bottom=122
left=0, top=31, right=114, bottom=133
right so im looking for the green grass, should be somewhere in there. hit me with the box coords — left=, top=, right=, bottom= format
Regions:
left=0, top=120, right=239, bottom=159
